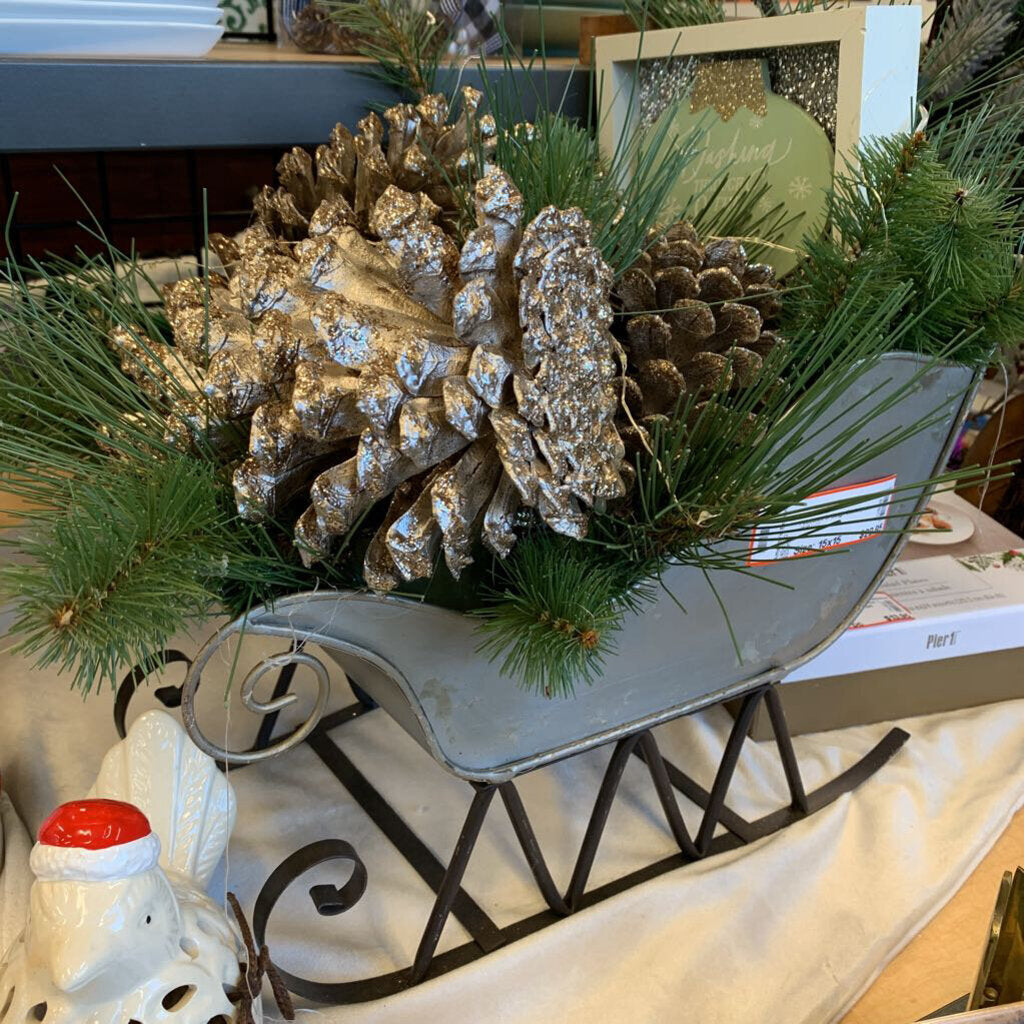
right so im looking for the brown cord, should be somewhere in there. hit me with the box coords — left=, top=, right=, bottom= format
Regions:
left=227, top=892, right=296, bottom=1022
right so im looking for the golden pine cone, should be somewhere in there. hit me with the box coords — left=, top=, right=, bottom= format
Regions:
left=207, top=87, right=495, bottom=259
left=121, top=168, right=626, bottom=592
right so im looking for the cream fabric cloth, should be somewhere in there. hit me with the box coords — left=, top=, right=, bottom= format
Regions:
left=0, top=793, right=30, bottom=957
left=1, top=621, right=1023, bottom=1024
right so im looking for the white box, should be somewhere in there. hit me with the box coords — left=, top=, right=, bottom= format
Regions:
left=786, top=551, right=1024, bottom=684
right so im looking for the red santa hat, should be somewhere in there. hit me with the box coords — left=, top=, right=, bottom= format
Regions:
left=30, top=799, right=161, bottom=883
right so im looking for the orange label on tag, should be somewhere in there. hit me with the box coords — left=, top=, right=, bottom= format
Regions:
left=849, top=590, right=914, bottom=629
left=748, top=474, right=897, bottom=566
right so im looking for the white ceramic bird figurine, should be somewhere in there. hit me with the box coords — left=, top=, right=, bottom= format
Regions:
left=0, top=710, right=262, bottom=1024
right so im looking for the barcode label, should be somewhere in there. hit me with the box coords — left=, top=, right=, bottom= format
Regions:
left=748, top=475, right=897, bottom=565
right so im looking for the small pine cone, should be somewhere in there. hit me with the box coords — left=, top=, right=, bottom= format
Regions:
left=617, top=266, right=657, bottom=313
left=684, top=351, right=732, bottom=394
left=711, top=302, right=763, bottom=349
left=703, top=238, right=747, bottom=277
left=612, top=220, right=784, bottom=420
left=725, top=346, right=763, bottom=387
left=696, top=267, right=744, bottom=305
left=665, top=299, right=715, bottom=365
left=649, top=238, right=704, bottom=273
left=664, top=221, right=699, bottom=245
left=612, top=374, right=644, bottom=416
left=636, top=359, right=687, bottom=415
left=625, top=314, right=671, bottom=364
left=654, top=266, right=699, bottom=309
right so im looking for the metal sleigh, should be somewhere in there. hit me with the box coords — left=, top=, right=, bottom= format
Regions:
left=114, top=353, right=979, bottom=1006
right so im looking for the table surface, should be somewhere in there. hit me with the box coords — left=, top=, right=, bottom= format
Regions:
left=0, top=44, right=584, bottom=152
left=840, top=809, right=1024, bottom=1024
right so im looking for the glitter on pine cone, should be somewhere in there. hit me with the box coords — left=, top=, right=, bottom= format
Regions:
left=613, top=221, right=784, bottom=449
left=122, top=166, right=626, bottom=593
left=219, top=86, right=496, bottom=250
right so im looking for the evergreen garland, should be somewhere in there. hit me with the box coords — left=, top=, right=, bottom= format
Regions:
left=783, top=113, right=1024, bottom=364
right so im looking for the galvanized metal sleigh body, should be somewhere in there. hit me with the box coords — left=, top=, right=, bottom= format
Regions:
left=115, top=353, right=979, bottom=1006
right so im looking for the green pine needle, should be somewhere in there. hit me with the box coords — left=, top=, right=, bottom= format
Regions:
left=475, top=534, right=652, bottom=698
left=319, top=0, right=451, bottom=100
left=0, top=456, right=306, bottom=693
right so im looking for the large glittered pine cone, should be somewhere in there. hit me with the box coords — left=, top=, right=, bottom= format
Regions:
left=614, top=221, right=783, bottom=426
left=215, top=86, right=495, bottom=251
left=120, top=168, right=626, bottom=593
left=111, top=88, right=498, bottom=456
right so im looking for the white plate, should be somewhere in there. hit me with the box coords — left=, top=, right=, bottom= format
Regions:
left=0, top=0, right=221, bottom=22
left=907, top=498, right=977, bottom=546
left=0, top=18, right=223, bottom=54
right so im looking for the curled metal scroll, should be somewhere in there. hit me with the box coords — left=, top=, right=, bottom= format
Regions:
left=252, top=839, right=371, bottom=1003
left=181, top=615, right=331, bottom=765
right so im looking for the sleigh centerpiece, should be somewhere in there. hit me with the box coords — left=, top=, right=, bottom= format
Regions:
left=153, top=343, right=976, bottom=1002
left=3, top=71, right=1014, bottom=1008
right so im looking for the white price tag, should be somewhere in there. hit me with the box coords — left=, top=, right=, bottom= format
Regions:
left=748, top=474, right=897, bottom=565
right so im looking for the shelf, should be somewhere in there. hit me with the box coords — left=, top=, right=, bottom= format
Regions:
left=0, top=44, right=587, bottom=152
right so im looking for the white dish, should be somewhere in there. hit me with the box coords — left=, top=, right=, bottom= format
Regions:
left=0, top=17, right=223, bottom=54
left=0, top=0, right=222, bottom=23
left=907, top=498, right=977, bottom=546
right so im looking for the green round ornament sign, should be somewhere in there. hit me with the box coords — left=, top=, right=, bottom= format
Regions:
left=648, top=58, right=834, bottom=278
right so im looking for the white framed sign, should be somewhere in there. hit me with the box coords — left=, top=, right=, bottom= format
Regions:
left=594, top=7, right=921, bottom=274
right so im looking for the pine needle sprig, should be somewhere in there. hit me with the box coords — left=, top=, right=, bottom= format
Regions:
left=782, top=115, right=1024, bottom=365
left=319, top=0, right=451, bottom=100
left=0, top=456, right=307, bottom=693
left=475, top=533, right=653, bottom=697
left=625, top=0, right=723, bottom=31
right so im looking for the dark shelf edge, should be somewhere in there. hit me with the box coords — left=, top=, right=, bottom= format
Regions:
left=0, top=58, right=589, bottom=152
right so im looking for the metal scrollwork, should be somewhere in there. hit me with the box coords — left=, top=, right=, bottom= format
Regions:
left=180, top=616, right=331, bottom=765
left=252, top=840, right=370, bottom=1003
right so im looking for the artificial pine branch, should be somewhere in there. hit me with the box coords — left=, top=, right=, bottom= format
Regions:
left=320, top=0, right=450, bottom=100
left=475, top=533, right=652, bottom=697
left=920, top=0, right=1020, bottom=103
left=0, top=456, right=306, bottom=693
left=782, top=112, right=1024, bottom=364
left=0, top=248, right=318, bottom=692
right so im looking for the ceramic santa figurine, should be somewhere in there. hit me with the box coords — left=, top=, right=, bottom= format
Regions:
left=0, top=711, right=263, bottom=1024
